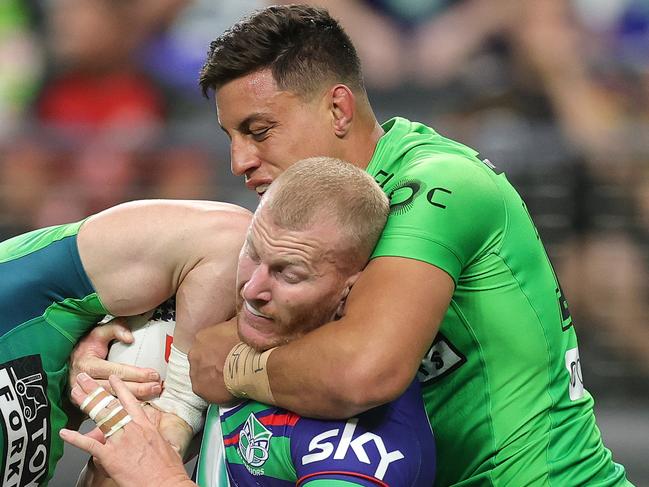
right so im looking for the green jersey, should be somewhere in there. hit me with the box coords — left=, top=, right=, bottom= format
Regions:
left=0, top=222, right=107, bottom=486
left=366, top=117, right=630, bottom=486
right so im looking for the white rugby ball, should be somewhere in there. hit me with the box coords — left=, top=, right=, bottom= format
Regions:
left=107, top=299, right=176, bottom=380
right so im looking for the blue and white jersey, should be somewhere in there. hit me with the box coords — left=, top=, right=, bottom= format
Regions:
left=196, top=380, right=436, bottom=486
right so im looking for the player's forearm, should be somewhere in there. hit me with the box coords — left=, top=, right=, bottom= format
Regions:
left=266, top=320, right=413, bottom=418
left=152, top=345, right=207, bottom=434
left=225, top=259, right=450, bottom=417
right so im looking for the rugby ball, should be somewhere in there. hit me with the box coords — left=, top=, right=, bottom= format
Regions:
left=107, top=298, right=176, bottom=380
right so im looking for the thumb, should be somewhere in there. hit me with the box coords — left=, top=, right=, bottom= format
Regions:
left=86, top=426, right=107, bottom=444
left=97, top=318, right=133, bottom=345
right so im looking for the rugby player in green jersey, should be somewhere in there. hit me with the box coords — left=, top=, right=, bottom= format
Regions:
left=72, top=4, right=633, bottom=486
left=0, top=200, right=250, bottom=485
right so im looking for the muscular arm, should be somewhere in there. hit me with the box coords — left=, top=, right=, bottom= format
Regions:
left=267, top=256, right=454, bottom=418
left=71, top=200, right=249, bottom=431
left=172, top=220, right=247, bottom=352
left=77, top=200, right=250, bottom=352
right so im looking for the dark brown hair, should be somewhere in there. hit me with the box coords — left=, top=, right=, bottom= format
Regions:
left=199, top=4, right=365, bottom=99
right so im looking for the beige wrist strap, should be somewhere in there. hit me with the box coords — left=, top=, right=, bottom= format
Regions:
left=224, top=342, right=276, bottom=404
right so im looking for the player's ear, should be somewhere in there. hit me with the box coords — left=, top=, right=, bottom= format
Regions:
left=329, top=84, right=355, bottom=138
left=334, top=272, right=361, bottom=319
left=343, top=272, right=361, bottom=293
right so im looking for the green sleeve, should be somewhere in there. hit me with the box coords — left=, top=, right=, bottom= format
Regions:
left=372, top=155, right=505, bottom=283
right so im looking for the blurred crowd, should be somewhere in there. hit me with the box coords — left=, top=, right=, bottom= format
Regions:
left=1, top=0, right=648, bottom=377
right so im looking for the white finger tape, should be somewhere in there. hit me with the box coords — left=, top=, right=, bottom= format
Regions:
left=105, top=414, right=133, bottom=438
left=89, top=396, right=115, bottom=421
left=96, top=405, right=124, bottom=428
left=80, top=387, right=105, bottom=411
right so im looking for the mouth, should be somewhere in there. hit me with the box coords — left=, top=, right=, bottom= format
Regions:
left=244, top=300, right=271, bottom=319
left=238, top=300, right=277, bottom=348
left=255, top=184, right=270, bottom=196
left=244, top=176, right=271, bottom=196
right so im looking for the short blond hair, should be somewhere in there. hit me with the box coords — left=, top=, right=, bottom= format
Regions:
left=260, top=157, right=389, bottom=271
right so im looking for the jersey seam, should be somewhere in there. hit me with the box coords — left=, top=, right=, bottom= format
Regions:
left=490, top=252, right=556, bottom=485
left=374, top=230, right=463, bottom=269
left=43, top=300, right=79, bottom=343
left=483, top=170, right=508, bottom=257
left=496, top=183, right=509, bottom=256
left=411, top=421, right=427, bottom=486
left=367, top=117, right=403, bottom=176
left=0, top=222, right=85, bottom=263
left=0, top=314, right=47, bottom=342
left=285, top=414, right=298, bottom=482
left=0, top=310, right=76, bottom=346
left=448, top=299, right=497, bottom=487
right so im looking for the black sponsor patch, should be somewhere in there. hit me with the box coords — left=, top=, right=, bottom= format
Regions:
left=417, top=334, right=466, bottom=383
left=0, top=355, right=50, bottom=486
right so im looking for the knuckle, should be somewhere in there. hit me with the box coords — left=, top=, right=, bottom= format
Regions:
left=89, top=442, right=101, bottom=457
left=108, top=363, right=123, bottom=377
left=136, top=384, right=149, bottom=398
left=87, top=363, right=104, bottom=378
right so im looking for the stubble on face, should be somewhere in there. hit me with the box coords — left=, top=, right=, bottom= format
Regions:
left=235, top=212, right=348, bottom=351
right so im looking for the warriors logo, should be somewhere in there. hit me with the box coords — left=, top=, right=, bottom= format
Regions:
left=238, top=413, right=272, bottom=474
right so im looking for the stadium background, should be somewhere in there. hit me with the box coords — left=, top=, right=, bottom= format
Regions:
left=0, top=0, right=647, bottom=484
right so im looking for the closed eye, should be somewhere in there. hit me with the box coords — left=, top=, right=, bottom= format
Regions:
left=270, top=264, right=304, bottom=284
left=250, top=127, right=271, bottom=142
left=280, top=271, right=301, bottom=284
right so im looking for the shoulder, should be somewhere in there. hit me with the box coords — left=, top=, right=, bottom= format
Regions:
left=77, top=199, right=252, bottom=291
left=398, top=151, right=496, bottom=190
left=98, top=199, right=252, bottom=248
left=83, top=199, right=251, bottom=231
left=184, top=201, right=252, bottom=257
left=137, top=199, right=252, bottom=234
left=192, top=200, right=252, bottom=234
left=79, top=199, right=250, bottom=259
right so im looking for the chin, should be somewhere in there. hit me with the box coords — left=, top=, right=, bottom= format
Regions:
left=246, top=336, right=279, bottom=353
left=238, top=321, right=278, bottom=352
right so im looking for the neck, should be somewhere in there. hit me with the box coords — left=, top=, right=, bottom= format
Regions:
left=344, top=116, right=384, bottom=171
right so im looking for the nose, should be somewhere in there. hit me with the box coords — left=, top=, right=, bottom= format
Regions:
left=242, top=264, right=272, bottom=303
left=230, top=136, right=261, bottom=177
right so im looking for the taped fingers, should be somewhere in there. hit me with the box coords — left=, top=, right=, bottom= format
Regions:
left=93, top=404, right=132, bottom=438
left=80, top=387, right=116, bottom=421
left=71, top=374, right=133, bottom=440
left=108, top=375, right=148, bottom=423
left=88, top=395, right=132, bottom=438
left=79, top=387, right=105, bottom=411
left=78, top=384, right=133, bottom=438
